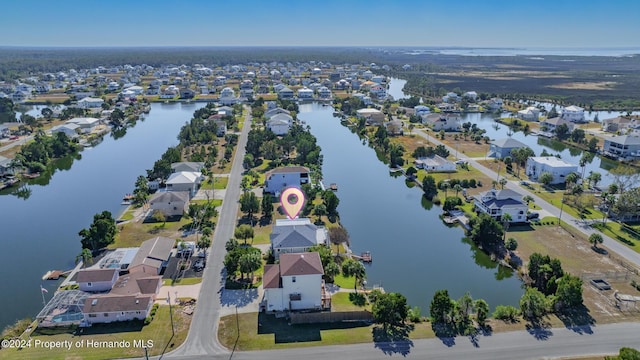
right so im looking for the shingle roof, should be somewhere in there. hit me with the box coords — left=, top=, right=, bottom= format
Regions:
left=491, top=138, right=527, bottom=149
left=263, top=264, right=282, bottom=289
left=166, top=171, right=201, bottom=184
left=149, top=191, right=189, bottom=204
left=110, top=272, right=161, bottom=296
left=266, top=166, right=310, bottom=179
left=84, top=294, right=153, bottom=313
left=76, top=268, right=117, bottom=283
left=279, top=252, right=324, bottom=276
left=129, top=237, right=174, bottom=270
left=608, top=135, right=640, bottom=146
left=271, top=223, right=318, bottom=248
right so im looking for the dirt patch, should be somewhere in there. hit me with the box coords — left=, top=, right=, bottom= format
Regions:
left=441, top=137, right=490, bottom=158
left=548, top=82, right=617, bottom=90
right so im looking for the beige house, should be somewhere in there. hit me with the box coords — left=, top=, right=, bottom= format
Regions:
left=148, top=191, right=189, bottom=218
left=128, top=237, right=174, bottom=275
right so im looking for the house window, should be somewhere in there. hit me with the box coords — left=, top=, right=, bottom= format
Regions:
left=104, top=313, right=109, bottom=317
left=292, top=276, right=296, bottom=283
left=87, top=282, right=92, bottom=287
left=519, top=211, right=524, bottom=214
left=289, top=293, right=302, bottom=301
left=89, top=314, right=96, bottom=318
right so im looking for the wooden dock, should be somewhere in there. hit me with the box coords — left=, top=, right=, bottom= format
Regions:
left=352, top=251, right=372, bottom=263
left=42, top=270, right=71, bottom=280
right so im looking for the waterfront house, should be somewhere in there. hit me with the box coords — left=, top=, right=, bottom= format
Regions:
left=270, top=218, right=329, bottom=260
left=148, top=191, right=190, bottom=218
left=603, top=135, right=640, bottom=160
left=218, top=87, right=237, bottom=105
left=414, top=105, right=431, bottom=116
left=422, top=113, right=461, bottom=131
left=76, top=268, right=119, bottom=292
left=488, top=138, right=528, bottom=159
left=317, top=86, right=331, bottom=99
left=213, top=119, right=227, bottom=136
left=77, top=97, right=104, bottom=109
left=263, top=252, right=328, bottom=312
left=356, top=108, right=385, bottom=125
left=602, top=116, right=639, bottom=133
left=561, top=105, right=585, bottom=123
left=264, top=166, right=310, bottom=195
left=414, top=155, right=456, bottom=172
left=540, top=117, right=574, bottom=133
left=265, top=107, right=291, bottom=119
left=66, top=117, right=101, bottom=134
left=0, top=156, right=14, bottom=176
left=526, top=157, right=578, bottom=184
left=278, top=86, right=294, bottom=100
left=267, top=113, right=293, bottom=135
left=165, top=171, right=202, bottom=196
left=50, top=123, right=80, bottom=138
left=486, top=98, right=503, bottom=111
left=517, top=106, right=540, bottom=122
left=463, top=91, right=478, bottom=101
left=297, top=87, right=314, bottom=100
left=160, top=87, right=178, bottom=99
left=128, top=236, right=175, bottom=275
left=370, top=84, right=387, bottom=99
left=171, top=161, right=204, bottom=173
left=180, top=88, right=195, bottom=99
left=473, top=189, right=528, bottom=223
left=442, top=92, right=460, bottom=103
left=384, top=120, right=404, bottom=136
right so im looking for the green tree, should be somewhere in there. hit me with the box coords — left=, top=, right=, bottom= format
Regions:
left=511, top=147, right=535, bottom=178
left=341, top=258, right=366, bottom=292
left=539, top=171, right=554, bottom=187
left=493, top=305, right=520, bottom=321
left=197, top=234, right=211, bottom=249
left=151, top=210, right=166, bottom=225
left=328, top=226, right=349, bottom=255
left=234, top=224, right=254, bottom=245
left=406, top=166, right=417, bottom=179
left=570, top=128, right=586, bottom=143
left=322, top=190, right=340, bottom=215
left=261, top=194, right=273, bottom=219
left=133, top=175, right=149, bottom=206
left=589, top=233, right=604, bottom=249
left=555, top=274, right=583, bottom=309
left=238, top=251, right=262, bottom=281
left=499, top=177, right=508, bottom=189
left=528, top=253, right=564, bottom=295
left=308, top=244, right=333, bottom=269
left=565, top=172, right=579, bottom=190
left=75, top=248, right=93, bottom=269
left=109, top=108, right=125, bottom=127
left=314, top=203, right=327, bottom=223
left=0, top=98, right=17, bottom=123
left=240, top=191, right=260, bottom=225
left=372, top=292, right=409, bottom=330
left=501, top=213, right=512, bottom=242
left=520, top=287, right=549, bottom=321
left=324, top=261, right=340, bottom=282
left=422, top=175, right=438, bottom=199
left=430, top=289, right=454, bottom=324
left=453, top=184, right=463, bottom=197
left=469, top=213, right=504, bottom=252
left=547, top=106, right=558, bottom=118
left=78, top=211, right=117, bottom=252
left=606, top=347, right=640, bottom=360
left=505, top=237, right=518, bottom=252
left=41, top=107, right=53, bottom=120
left=443, top=196, right=462, bottom=212
left=588, top=137, right=599, bottom=152
left=474, top=299, right=490, bottom=325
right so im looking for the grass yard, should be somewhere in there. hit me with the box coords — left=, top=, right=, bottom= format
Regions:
left=200, top=176, right=229, bottom=190
left=118, top=209, right=135, bottom=221
left=592, top=222, right=640, bottom=254
left=0, top=306, right=191, bottom=360
left=476, top=159, right=522, bottom=181
left=441, top=137, right=490, bottom=158
left=162, top=277, right=202, bottom=286
left=419, top=164, right=493, bottom=198
left=332, top=274, right=356, bottom=290
left=331, top=292, right=372, bottom=312
left=113, top=216, right=191, bottom=249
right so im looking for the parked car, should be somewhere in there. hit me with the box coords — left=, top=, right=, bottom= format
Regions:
left=9, top=135, right=18, bottom=140
left=527, top=212, right=540, bottom=220
left=455, top=160, right=466, bottom=165
left=193, top=258, right=205, bottom=271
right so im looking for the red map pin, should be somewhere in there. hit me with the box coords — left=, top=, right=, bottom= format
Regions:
left=280, top=187, right=305, bottom=219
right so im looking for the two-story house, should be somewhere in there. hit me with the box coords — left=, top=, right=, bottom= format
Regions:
left=264, top=166, right=310, bottom=195
left=473, top=189, right=528, bottom=223
left=270, top=218, right=329, bottom=260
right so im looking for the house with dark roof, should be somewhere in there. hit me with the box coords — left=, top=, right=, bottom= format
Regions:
left=262, top=252, right=329, bottom=312
left=473, top=189, right=528, bottom=223
left=264, top=166, right=310, bottom=195
left=76, top=268, right=119, bottom=292
left=128, top=236, right=174, bottom=275
left=270, top=218, right=328, bottom=260
left=488, top=138, right=528, bottom=159
left=148, top=191, right=190, bottom=218
left=540, top=117, right=574, bottom=134
left=0, top=155, right=14, bottom=176
left=603, top=135, right=640, bottom=160
left=82, top=294, right=154, bottom=325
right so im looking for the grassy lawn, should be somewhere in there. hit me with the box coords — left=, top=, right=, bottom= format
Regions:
left=191, top=199, right=223, bottom=208
left=118, top=210, right=135, bottom=221
left=332, top=274, right=356, bottom=290
left=162, top=277, right=202, bottom=286
left=534, top=190, right=604, bottom=221
left=331, top=292, right=371, bottom=312
left=419, top=164, right=493, bottom=198
left=200, top=176, right=229, bottom=190
left=0, top=306, right=191, bottom=360
left=476, top=159, right=521, bottom=181
left=592, top=222, right=640, bottom=254
left=441, top=137, right=490, bottom=158
left=112, top=216, right=191, bottom=249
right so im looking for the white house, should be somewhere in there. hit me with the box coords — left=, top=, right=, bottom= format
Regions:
left=540, top=117, right=574, bottom=133
left=561, top=105, right=585, bottom=123
left=370, top=84, right=387, bottom=99
left=356, top=108, right=385, bottom=125
left=414, top=155, right=456, bottom=172
left=66, top=117, right=101, bottom=134
left=51, top=123, right=80, bottom=138
left=270, top=218, right=329, bottom=260
left=0, top=156, right=14, bottom=176
left=487, top=98, right=503, bottom=111
left=317, top=86, right=331, bottom=99
left=266, top=113, right=293, bottom=135
left=76, top=268, right=119, bottom=293
left=278, top=86, right=294, bottom=100
left=442, top=92, right=460, bottom=103
left=265, top=107, right=290, bottom=119
left=264, top=166, right=310, bottom=195
left=526, top=157, right=578, bottom=184
left=603, top=135, right=640, bottom=160
left=165, top=171, right=202, bottom=196
left=297, top=87, right=314, bottom=100
left=148, top=191, right=190, bottom=218
left=517, top=106, right=540, bottom=122
left=218, top=87, right=237, bottom=105
left=422, top=113, right=461, bottom=131
left=473, top=189, right=528, bottom=223
left=262, top=252, right=328, bottom=312
left=77, top=97, right=104, bottom=109
left=414, top=105, right=431, bottom=116
left=171, top=161, right=204, bottom=173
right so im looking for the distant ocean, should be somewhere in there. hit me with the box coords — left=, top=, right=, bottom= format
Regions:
left=402, top=47, right=640, bottom=57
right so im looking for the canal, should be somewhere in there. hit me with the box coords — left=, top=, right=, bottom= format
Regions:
left=0, top=102, right=205, bottom=329
left=299, top=103, right=524, bottom=313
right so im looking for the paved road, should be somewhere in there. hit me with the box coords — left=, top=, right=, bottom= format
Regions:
left=415, top=129, right=640, bottom=268
left=165, top=322, right=640, bottom=360
left=168, top=107, right=252, bottom=357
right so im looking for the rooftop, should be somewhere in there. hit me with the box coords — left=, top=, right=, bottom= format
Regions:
left=529, top=156, right=577, bottom=167
left=279, top=252, right=324, bottom=277
left=491, top=138, right=527, bottom=149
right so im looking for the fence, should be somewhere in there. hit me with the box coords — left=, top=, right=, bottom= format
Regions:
left=289, top=311, right=373, bottom=325
left=580, top=271, right=639, bottom=283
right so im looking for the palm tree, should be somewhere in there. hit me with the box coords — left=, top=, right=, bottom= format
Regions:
left=342, top=259, right=366, bottom=292
left=75, top=248, right=93, bottom=269
left=589, top=233, right=604, bottom=249
left=501, top=213, right=512, bottom=242
left=499, top=178, right=508, bottom=189
left=441, top=182, right=450, bottom=197
left=523, top=195, right=534, bottom=205
left=453, top=184, right=463, bottom=197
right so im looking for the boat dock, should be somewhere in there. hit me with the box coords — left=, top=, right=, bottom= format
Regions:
left=42, top=270, right=72, bottom=281
left=352, top=251, right=372, bottom=263
left=443, top=211, right=471, bottom=230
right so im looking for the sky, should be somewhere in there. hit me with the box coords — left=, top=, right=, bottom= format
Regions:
left=1, top=0, right=639, bottom=48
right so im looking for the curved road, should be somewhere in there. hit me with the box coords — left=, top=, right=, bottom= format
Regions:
left=160, top=116, right=639, bottom=360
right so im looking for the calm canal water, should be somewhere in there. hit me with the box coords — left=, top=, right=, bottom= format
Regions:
left=299, top=103, right=524, bottom=313
left=0, top=102, right=204, bottom=329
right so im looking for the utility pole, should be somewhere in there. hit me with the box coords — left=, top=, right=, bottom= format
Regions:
left=168, top=291, right=175, bottom=336
left=558, top=197, right=565, bottom=226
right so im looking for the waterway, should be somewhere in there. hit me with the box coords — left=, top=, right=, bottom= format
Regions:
left=299, top=103, right=524, bottom=313
left=0, top=102, right=205, bottom=329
